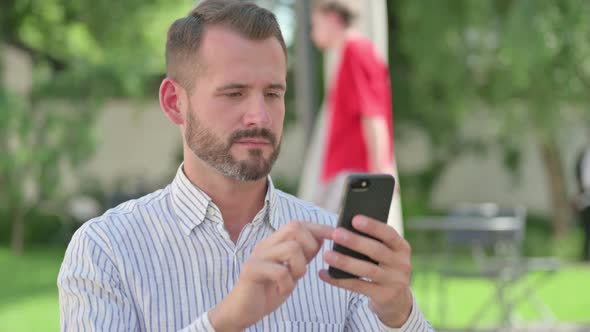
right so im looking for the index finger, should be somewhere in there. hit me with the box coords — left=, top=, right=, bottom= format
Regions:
left=301, top=222, right=334, bottom=241
left=350, top=215, right=410, bottom=252
left=262, top=221, right=334, bottom=262
left=292, top=222, right=334, bottom=261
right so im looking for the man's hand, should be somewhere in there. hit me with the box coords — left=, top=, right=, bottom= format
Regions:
left=319, top=215, right=413, bottom=328
left=209, top=221, right=333, bottom=331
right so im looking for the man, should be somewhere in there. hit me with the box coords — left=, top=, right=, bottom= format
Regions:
left=310, top=1, right=399, bottom=219
left=58, top=1, right=432, bottom=331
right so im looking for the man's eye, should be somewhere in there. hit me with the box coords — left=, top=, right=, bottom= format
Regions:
left=225, top=92, right=242, bottom=97
left=266, top=92, right=281, bottom=98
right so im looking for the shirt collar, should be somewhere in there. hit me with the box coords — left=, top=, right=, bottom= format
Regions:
left=267, top=177, right=284, bottom=231
left=170, top=165, right=283, bottom=235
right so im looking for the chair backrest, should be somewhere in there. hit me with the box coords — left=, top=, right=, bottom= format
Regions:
left=446, top=203, right=527, bottom=262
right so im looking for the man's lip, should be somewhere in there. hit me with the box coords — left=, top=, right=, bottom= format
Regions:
left=235, top=138, right=272, bottom=144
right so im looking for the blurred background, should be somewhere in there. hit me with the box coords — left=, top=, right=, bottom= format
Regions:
left=1, top=0, right=590, bottom=331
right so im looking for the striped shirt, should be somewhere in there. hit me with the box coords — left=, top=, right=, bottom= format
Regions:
left=58, top=166, right=433, bottom=331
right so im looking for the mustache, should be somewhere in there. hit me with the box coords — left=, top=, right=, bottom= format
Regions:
left=229, top=128, right=277, bottom=146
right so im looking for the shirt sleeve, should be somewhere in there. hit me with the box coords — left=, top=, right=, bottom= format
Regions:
left=178, top=312, right=216, bottom=332
left=58, top=229, right=140, bottom=332
left=58, top=226, right=217, bottom=332
left=346, top=42, right=389, bottom=118
left=345, top=291, right=434, bottom=332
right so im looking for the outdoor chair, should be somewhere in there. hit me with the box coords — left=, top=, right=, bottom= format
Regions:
left=437, top=203, right=560, bottom=329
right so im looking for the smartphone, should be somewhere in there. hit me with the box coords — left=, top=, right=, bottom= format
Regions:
left=328, top=173, right=395, bottom=279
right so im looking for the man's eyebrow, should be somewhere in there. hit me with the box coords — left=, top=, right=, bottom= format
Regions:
left=216, top=83, right=286, bottom=91
left=266, top=83, right=286, bottom=91
left=216, top=83, right=249, bottom=91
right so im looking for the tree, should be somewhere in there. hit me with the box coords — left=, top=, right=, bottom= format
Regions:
left=0, top=0, right=193, bottom=255
left=390, top=0, right=590, bottom=236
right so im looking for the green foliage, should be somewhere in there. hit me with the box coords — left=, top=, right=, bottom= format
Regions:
left=0, top=0, right=195, bottom=253
left=0, top=209, right=65, bottom=247
left=394, top=0, right=590, bottom=151
left=0, top=89, right=98, bottom=205
left=387, top=1, right=590, bottom=233
left=2, top=0, right=192, bottom=98
left=270, top=175, right=299, bottom=196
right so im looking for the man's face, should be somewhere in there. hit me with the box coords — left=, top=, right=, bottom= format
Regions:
left=185, top=105, right=281, bottom=181
left=311, top=10, right=340, bottom=50
left=183, top=27, right=286, bottom=181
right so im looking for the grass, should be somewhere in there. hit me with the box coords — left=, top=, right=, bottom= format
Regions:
left=411, top=265, right=590, bottom=329
left=0, top=247, right=589, bottom=331
left=0, top=247, right=63, bottom=332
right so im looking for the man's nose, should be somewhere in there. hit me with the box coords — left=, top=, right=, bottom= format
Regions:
left=242, top=94, right=272, bottom=127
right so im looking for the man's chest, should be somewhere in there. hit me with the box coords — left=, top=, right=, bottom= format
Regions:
left=117, top=226, right=350, bottom=331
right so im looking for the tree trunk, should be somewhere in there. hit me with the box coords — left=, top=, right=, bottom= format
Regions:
left=538, top=137, right=571, bottom=237
left=10, top=206, right=25, bottom=256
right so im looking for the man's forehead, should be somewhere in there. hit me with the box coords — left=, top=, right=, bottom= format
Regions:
left=201, top=25, right=240, bottom=43
left=200, top=25, right=284, bottom=53
left=197, top=27, right=286, bottom=68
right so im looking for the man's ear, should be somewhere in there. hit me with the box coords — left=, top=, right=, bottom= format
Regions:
left=159, top=78, right=185, bottom=125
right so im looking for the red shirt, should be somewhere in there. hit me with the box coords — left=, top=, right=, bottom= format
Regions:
left=322, top=36, right=394, bottom=183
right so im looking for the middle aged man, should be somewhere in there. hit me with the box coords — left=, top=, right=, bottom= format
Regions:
left=58, top=1, right=434, bottom=331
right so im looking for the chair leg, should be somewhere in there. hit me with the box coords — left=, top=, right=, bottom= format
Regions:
left=438, top=274, right=447, bottom=327
left=510, top=271, right=557, bottom=323
left=466, top=277, right=511, bottom=329
left=497, top=279, right=512, bottom=328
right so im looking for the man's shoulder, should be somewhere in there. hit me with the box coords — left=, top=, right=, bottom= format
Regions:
left=71, top=186, right=172, bottom=244
left=100, top=186, right=170, bottom=221
left=344, top=36, right=374, bottom=55
left=274, top=189, right=338, bottom=227
left=346, top=35, right=372, bottom=47
left=343, top=36, right=384, bottom=67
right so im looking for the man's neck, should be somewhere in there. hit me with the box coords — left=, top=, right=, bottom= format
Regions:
left=331, top=28, right=356, bottom=51
left=183, top=157, right=268, bottom=243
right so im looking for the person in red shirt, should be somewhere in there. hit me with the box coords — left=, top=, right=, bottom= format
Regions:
left=311, top=1, right=399, bottom=216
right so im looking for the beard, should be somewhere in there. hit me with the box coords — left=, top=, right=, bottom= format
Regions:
left=185, top=109, right=281, bottom=181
